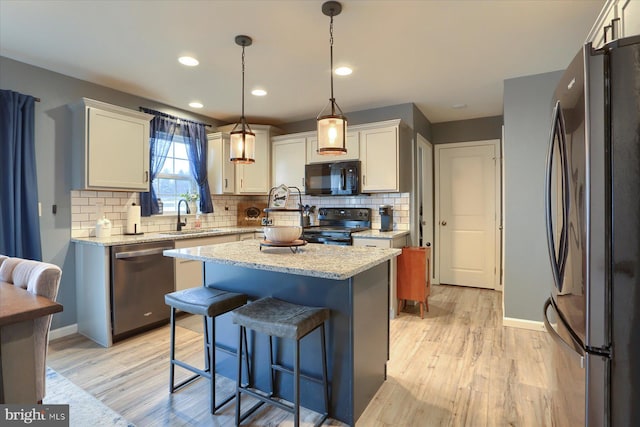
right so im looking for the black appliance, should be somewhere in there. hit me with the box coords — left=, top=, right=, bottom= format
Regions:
left=543, top=36, right=640, bottom=426
left=379, top=205, right=393, bottom=231
left=303, top=208, right=371, bottom=245
left=305, top=161, right=361, bottom=196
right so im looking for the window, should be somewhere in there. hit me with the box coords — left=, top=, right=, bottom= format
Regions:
left=153, top=135, right=197, bottom=214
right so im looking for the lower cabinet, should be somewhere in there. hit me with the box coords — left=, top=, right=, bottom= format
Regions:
left=174, top=235, right=239, bottom=291
left=352, top=234, right=408, bottom=318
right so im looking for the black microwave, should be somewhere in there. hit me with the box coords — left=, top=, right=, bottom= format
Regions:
left=305, top=161, right=361, bottom=196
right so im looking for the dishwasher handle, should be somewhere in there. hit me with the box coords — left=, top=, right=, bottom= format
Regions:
left=115, top=247, right=173, bottom=259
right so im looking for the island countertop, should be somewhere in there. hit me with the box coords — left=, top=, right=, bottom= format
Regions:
left=163, top=239, right=401, bottom=281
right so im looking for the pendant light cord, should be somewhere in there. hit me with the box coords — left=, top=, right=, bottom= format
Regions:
left=329, top=14, right=335, bottom=115
left=241, top=44, right=246, bottom=123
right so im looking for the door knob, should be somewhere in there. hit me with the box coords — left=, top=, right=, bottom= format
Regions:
left=441, top=220, right=447, bottom=226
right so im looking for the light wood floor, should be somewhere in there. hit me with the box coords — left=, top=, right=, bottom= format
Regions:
left=48, top=285, right=559, bottom=426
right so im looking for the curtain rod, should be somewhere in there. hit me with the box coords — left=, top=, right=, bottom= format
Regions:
left=139, top=106, right=212, bottom=128
left=35, top=97, right=40, bottom=102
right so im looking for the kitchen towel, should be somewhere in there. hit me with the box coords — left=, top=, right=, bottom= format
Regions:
left=126, top=204, right=141, bottom=234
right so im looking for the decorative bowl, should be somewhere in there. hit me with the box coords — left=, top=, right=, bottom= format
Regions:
left=263, top=225, right=302, bottom=243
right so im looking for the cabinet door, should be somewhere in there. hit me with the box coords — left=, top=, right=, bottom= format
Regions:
left=360, top=126, right=399, bottom=192
left=87, top=108, right=150, bottom=190
left=174, top=234, right=238, bottom=291
left=620, top=0, right=640, bottom=37
left=306, top=132, right=359, bottom=163
left=207, top=133, right=235, bottom=194
left=272, top=138, right=306, bottom=190
left=237, top=128, right=270, bottom=194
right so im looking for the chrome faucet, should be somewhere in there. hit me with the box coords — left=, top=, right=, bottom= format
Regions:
left=177, top=199, right=191, bottom=231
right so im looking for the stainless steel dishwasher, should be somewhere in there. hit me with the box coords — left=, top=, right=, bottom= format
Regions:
left=111, top=240, right=175, bottom=340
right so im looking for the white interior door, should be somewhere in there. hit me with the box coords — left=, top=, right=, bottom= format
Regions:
left=435, top=140, right=499, bottom=289
left=417, top=135, right=434, bottom=280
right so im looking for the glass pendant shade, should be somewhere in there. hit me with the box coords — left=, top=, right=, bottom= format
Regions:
left=229, top=122, right=255, bottom=164
left=317, top=112, right=347, bottom=154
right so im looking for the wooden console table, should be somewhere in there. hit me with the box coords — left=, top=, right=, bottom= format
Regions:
left=0, top=283, right=63, bottom=403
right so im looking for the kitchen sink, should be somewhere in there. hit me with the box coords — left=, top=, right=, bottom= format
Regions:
left=158, top=229, right=221, bottom=236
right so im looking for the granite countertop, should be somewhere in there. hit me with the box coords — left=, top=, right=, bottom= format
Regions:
left=163, top=239, right=401, bottom=281
left=71, top=227, right=261, bottom=247
left=352, top=229, right=410, bottom=239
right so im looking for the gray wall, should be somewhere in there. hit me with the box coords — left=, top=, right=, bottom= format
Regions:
left=431, top=115, right=503, bottom=144
left=503, top=70, right=563, bottom=322
left=0, top=56, right=224, bottom=329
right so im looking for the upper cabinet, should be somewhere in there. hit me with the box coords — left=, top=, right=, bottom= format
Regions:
left=306, top=132, right=360, bottom=163
left=70, top=98, right=152, bottom=191
left=207, top=132, right=235, bottom=194
left=360, top=124, right=399, bottom=193
left=588, top=0, right=640, bottom=49
left=216, top=124, right=282, bottom=195
left=271, top=136, right=306, bottom=191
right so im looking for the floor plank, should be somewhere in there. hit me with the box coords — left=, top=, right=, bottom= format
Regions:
left=48, top=285, right=561, bottom=426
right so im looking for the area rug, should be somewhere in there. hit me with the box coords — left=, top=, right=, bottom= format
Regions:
left=43, top=367, right=135, bottom=427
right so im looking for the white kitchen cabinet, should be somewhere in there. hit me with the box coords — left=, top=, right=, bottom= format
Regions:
left=306, top=131, right=360, bottom=164
left=360, top=123, right=399, bottom=192
left=272, top=137, right=306, bottom=190
left=174, top=234, right=239, bottom=291
left=217, top=124, right=282, bottom=195
left=70, top=98, right=152, bottom=191
left=352, top=232, right=408, bottom=319
left=588, top=0, right=640, bottom=49
left=207, top=132, right=235, bottom=194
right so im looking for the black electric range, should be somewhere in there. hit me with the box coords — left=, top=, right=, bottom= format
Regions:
left=303, top=208, right=371, bottom=245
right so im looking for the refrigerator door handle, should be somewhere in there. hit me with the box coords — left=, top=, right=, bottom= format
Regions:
left=543, top=298, right=585, bottom=368
left=545, top=102, right=563, bottom=291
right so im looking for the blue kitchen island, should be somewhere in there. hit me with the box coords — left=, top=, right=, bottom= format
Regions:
left=164, top=239, right=401, bottom=425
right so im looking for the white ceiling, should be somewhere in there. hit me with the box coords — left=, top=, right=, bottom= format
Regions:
left=0, top=0, right=604, bottom=125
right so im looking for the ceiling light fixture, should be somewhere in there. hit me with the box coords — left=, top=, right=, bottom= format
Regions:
left=229, top=35, right=256, bottom=164
left=317, top=1, right=347, bottom=155
left=189, top=101, right=203, bottom=108
left=251, top=89, right=267, bottom=96
left=335, top=66, right=352, bottom=76
left=178, top=56, right=199, bottom=66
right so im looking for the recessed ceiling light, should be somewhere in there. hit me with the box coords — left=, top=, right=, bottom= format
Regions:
left=451, top=103, right=468, bottom=109
left=335, top=66, right=352, bottom=76
left=189, top=102, right=203, bottom=108
left=178, top=56, right=199, bottom=66
left=251, top=89, right=267, bottom=96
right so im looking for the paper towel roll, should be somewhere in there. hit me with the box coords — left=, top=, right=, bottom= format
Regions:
left=126, top=204, right=141, bottom=234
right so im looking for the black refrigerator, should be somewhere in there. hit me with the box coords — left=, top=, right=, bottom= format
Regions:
left=543, top=35, right=640, bottom=426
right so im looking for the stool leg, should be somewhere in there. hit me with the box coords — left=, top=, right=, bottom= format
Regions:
left=203, top=316, right=210, bottom=372
left=169, top=307, right=176, bottom=393
left=210, top=316, right=216, bottom=414
left=293, top=338, right=300, bottom=427
left=235, top=326, right=243, bottom=426
left=321, top=323, right=329, bottom=416
left=243, top=327, right=251, bottom=386
left=268, top=336, right=275, bottom=396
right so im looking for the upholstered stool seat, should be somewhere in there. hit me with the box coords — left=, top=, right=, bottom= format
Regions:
left=165, top=287, right=248, bottom=414
left=232, top=297, right=330, bottom=427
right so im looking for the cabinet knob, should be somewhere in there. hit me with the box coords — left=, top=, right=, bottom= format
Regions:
left=441, top=220, right=447, bottom=226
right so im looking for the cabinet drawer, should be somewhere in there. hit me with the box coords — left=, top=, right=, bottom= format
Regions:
left=352, top=238, right=391, bottom=248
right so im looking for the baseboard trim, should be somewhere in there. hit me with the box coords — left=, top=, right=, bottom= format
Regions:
left=49, top=324, right=78, bottom=340
left=503, top=317, right=546, bottom=332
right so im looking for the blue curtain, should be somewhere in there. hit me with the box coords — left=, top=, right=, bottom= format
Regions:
left=182, top=121, right=214, bottom=213
left=0, top=90, right=42, bottom=260
left=140, top=114, right=176, bottom=216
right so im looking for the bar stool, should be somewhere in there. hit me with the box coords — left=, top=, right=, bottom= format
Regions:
left=231, top=297, right=330, bottom=427
left=165, top=287, right=248, bottom=414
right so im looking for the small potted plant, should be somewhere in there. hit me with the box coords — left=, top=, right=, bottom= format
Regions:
left=180, top=191, right=199, bottom=214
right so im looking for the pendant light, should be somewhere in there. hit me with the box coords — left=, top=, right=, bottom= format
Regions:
left=317, top=1, right=347, bottom=155
left=230, top=35, right=256, bottom=164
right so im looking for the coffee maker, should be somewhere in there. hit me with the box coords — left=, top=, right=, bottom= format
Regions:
left=379, top=205, right=393, bottom=231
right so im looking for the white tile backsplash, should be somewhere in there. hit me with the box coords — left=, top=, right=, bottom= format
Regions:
left=70, top=190, right=411, bottom=237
